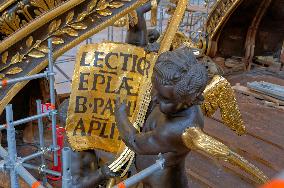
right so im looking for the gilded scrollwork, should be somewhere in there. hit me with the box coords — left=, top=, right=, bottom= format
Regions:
left=206, top=0, right=243, bottom=39
left=0, top=0, right=127, bottom=79
left=0, top=0, right=149, bottom=116
left=0, top=12, right=21, bottom=36
left=17, top=2, right=33, bottom=22
left=31, top=0, right=63, bottom=15
left=0, top=0, right=68, bottom=39
left=204, top=0, right=244, bottom=56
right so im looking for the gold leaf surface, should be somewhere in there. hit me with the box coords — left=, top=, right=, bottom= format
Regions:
left=52, top=37, right=64, bottom=44
left=36, top=45, right=49, bottom=53
left=76, top=11, right=88, bottom=22
left=53, top=30, right=64, bottom=36
left=48, top=20, right=57, bottom=33
left=6, top=67, right=23, bottom=75
left=96, top=0, right=108, bottom=10
left=26, top=36, right=34, bottom=48
left=56, top=19, right=62, bottom=29
left=34, top=9, right=42, bottom=16
left=70, top=23, right=87, bottom=30
left=62, top=27, right=79, bottom=36
left=33, top=40, right=42, bottom=48
left=97, top=9, right=112, bottom=16
left=11, top=52, right=21, bottom=65
left=88, top=0, right=98, bottom=12
left=109, top=2, right=124, bottom=8
left=0, top=73, right=5, bottom=79
left=28, top=50, right=45, bottom=58
left=66, top=11, right=74, bottom=24
left=1, top=52, right=8, bottom=64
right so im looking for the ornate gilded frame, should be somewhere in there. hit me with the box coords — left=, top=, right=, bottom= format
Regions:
left=0, top=0, right=150, bottom=114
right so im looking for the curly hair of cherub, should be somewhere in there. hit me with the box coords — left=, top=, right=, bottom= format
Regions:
left=153, top=46, right=208, bottom=103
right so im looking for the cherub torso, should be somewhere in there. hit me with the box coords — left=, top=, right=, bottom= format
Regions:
left=135, top=104, right=204, bottom=188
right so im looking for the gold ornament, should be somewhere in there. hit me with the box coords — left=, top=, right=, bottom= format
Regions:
left=6, top=67, right=23, bottom=75
left=182, top=127, right=268, bottom=184
left=128, top=10, right=138, bottom=28
left=201, top=75, right=246, bottom=135
left=150, top=0, right=157, bottom=26
left=0, top=0, right=151, bottom=117
left=108, top=0, right=189, bottom=176
left=66, top=43, right=156, bottom=153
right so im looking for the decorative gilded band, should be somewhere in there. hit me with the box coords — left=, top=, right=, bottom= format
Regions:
left=0, top=0, right=151, bottom=115
left=0, top=0, right=84, bottom=53
left=0, top=0, right=15, bottom=12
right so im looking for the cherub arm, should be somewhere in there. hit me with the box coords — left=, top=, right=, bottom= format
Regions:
left=115, top=102, right=172, bottom=155
left=72, top=165, right=118, bottom=188
left=181, top=127, right=268, bottom=184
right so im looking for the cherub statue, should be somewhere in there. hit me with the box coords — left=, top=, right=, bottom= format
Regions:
left=61, top=1, right=162, bottom=186
left=115, top=47, right=268, bottom=187
left=71, top=160, right=117, bottom=188
left=125, top=0, right=159, bottom=47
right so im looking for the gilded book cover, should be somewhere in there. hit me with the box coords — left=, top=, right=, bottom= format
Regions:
left=66, top=42, right=155, bottom=152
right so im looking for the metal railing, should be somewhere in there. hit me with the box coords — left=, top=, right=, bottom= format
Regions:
left=113, top=155, right=165, bottom=188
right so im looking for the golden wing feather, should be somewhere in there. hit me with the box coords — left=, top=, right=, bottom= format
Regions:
left=181, top=127, right=268, bottom=184
left=201, top=75, right=246, bottom=135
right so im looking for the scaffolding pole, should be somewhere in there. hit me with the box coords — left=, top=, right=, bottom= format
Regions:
left=62, top=147, right=72, bottom=188
left=0, top=111, right=50, bottom=130
left=48, top=38, right=59, bottom=166
left=6, top=104, right=19, bottom=188
left=0, top=72, right=52, bottom=87
left=113, top=156, right=165, bottom=188
left=0, top=37, right=71, bottom=187
left=36, top=99, right=48, bottom=185
left=22, top=163, right=61, bottom=177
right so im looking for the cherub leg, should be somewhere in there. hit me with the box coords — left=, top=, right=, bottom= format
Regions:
left=181, top=127, right=268, bottom=184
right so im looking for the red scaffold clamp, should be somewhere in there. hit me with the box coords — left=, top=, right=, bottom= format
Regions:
left=47, top=125, right=65, bottom=181
left=0, top=79, right=8, bottom=88
left=41, top=103, right=55, bottom=113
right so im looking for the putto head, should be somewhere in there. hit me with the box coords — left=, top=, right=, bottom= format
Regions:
left=153, top=46, right=208, bottom=107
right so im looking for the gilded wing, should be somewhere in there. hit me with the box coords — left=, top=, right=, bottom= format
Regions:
left=182, top=127, right=268, bottom=184
left=201, top=75, right=246, bottom=135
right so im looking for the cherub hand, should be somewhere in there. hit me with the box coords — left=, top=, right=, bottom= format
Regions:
left=114, top=98, right=138, bottom=144
left=144, top=42, right=160, bottom=53
left=101, top=165, right=120, bottom=178
left=114, top=97, right=128, bottom=121
left=70, top=165, right=120, bottom=188
left=114, top=98, right=130, bottom=138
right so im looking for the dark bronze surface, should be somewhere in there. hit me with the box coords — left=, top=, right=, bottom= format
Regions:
left=115, top=47, right=208, bottom=188
left=125, top=0, right=161, bottom=47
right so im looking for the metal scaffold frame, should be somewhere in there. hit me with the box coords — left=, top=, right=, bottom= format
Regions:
left=0, top=38, right=72, bottom=188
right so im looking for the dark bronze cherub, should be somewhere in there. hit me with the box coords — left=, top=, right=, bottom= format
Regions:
left=71, top=160, right=117, bottom=188
left=115, top=47, right=268, bottom=187
left=115, top=47, right=208, bottom=188
left=126, top=0, right=161, bottom=47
